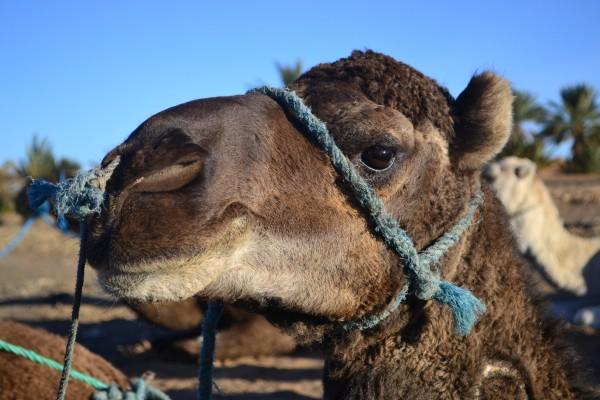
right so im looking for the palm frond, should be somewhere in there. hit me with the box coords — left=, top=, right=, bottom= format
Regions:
left=276, top=60, right=303, bottom=87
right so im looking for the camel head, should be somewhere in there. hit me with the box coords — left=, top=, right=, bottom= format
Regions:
left=87, top=51, right=512, bottom=333
left=485, top=156, right=538, bottom=216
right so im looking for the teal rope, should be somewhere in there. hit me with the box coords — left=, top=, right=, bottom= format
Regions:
left=0, top=213, right=77, bottom=261
left=0, top=339, right=171, bottom=399
left=0, top=202, right=55, bottom=260
left=0, top=216, right=36, bottom=259
left=92, top=378, right=172, bottom=400
left=250, top=86, right=486, bottom=336
left=28, top=173, right=104, bottom=219
left=198, top=301, right=224, bottom=400
left=0, top=338, right=108, bottom=389
left=55, top=219, right=87, bottom=400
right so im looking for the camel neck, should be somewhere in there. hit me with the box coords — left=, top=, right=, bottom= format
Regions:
left=512, top=178, right=600, bottom=294
left=321, top=192, right=577, bottom=399
left=322, top=199, right=481, bottom=399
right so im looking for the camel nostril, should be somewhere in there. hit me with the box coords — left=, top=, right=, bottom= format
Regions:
left=130, top=158, right=204, bottom=193
left=101, top=146, right=127, bottom=169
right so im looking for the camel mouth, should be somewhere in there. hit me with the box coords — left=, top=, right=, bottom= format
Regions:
left=85, top=218, right=113, bottom=270
left=88, top=206, right=255, bottom=303
left=95, top=256, right=208, bottom=303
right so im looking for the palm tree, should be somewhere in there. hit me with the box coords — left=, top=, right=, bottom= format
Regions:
left=512, top=90, right=547, bottom=139
left=16, top=135, right=79, bottom=180
left=14, top=135, right=80, bottom=217
left=541, top=84, right=600, bottom=169
left=276, top=60, right=303, bottom=87
left=498, top=90, right=547, bottom=162
left=16, top=135, right=57, bottom=179
left=0, top=164, right=17, bottom=213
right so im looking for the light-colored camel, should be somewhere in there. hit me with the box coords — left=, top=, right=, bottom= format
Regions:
left=486, top=156, right=600, bottom=297
left=86, top=51, right=597, bottom=398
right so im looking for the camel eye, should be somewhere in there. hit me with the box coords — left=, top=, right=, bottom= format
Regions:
left=360, top=145, right=396, bottom=171
left=514, top=166, right=528, bottom=178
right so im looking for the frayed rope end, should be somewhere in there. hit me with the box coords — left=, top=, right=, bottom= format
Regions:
left=26, top=175, right=105, bottom=219
left=434, top=281, right=486, bottom=336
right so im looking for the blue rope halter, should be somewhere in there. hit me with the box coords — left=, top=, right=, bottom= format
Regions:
left=249, top=86, right=486, bottom=336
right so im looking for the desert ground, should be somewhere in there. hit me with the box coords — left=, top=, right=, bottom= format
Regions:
left=1, top=172, right=600, bottom=399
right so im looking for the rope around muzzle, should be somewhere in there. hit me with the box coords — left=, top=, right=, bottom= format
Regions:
left=249, top=86, right=486, bottom=336
left=26, top=158, right=171, bottom=400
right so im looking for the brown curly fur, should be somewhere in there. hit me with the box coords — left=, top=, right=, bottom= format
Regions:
left=0, top=321, right=129, bottom=400
left=296, top=50, right=455, bottom=136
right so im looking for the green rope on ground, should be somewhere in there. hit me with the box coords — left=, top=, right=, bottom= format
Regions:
left=0, top=338, right=108, bottom=390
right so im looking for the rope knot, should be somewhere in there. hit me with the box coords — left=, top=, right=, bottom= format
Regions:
left=27, top=157, right=120, bottom=219
left=412, top=270, right=441, bottom=301
left=92, top=378, right=171, bottom=400
left=411, top=268, right=485, bottom=336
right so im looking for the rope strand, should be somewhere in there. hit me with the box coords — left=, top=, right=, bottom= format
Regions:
left=198, top=301, right=224, bottom=400
left=56, top=220, right=88, bottom=400
left=0, top=339, right=108, bottom=390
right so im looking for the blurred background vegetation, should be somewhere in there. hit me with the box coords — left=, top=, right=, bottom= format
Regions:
left=1, top=135, right=80, bottom=218
left=500, top=84, right=600, bottom=172
left=1, top=62, right=600, bottom=217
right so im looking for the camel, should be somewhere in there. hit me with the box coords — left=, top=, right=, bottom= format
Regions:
left=486, top=156, right=600, bottom=297
left=0, top=321, right=129, bottom=400
left=130, top=300, right=296, bottom=359
left=85, top=51, right=596, bottom=399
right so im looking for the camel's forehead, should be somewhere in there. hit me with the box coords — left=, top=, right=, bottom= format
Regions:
left=114, top=85, right=446, bottom=166
left=294, top=53, right=455, bottom=137
left=498, top=157, right=531, bottom=169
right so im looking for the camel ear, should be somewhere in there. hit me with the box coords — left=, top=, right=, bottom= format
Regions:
left=515, top=159, right=536, bottom=179
left=451, top=72, right=513, bottom=171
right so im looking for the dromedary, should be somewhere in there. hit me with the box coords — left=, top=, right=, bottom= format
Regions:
left=486, top=156, right=600, bottom=297
left=86, top=51, right=596, bottom=399
left=0, top=321, right=129, bottom=400
left=130, top=300, right=295, bottom=359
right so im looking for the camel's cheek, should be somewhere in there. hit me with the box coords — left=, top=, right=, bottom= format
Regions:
left=506, top=181, right=528, bottom=213
left=490, top=176, right=520, bottom=214
left=201, top=230, right=365, bottom=319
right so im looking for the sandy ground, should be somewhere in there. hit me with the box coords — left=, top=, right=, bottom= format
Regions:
left=2, top=173, right=600, bottom=399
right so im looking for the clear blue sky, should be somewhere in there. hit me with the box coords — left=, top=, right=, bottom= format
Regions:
left=1, top=1, right=599, bottom=166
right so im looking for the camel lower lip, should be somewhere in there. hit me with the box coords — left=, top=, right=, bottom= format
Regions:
left=96, top=270, right=161, bottom=302
left=96, top=261, right=211, bottom=304
left=101, top=256, right=190, bottom=275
